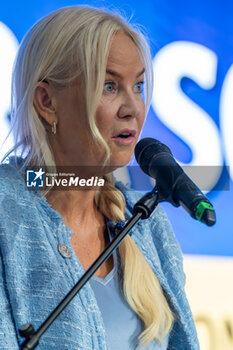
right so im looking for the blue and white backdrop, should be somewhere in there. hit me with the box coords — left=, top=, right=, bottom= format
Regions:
left=1, top=1, right=232, bottom=348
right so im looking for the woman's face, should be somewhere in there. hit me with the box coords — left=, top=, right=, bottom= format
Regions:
left=42, top=31, right=146, bottom=169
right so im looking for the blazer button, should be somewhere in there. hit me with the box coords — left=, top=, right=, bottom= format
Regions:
left=58, top=243, right=72, bottom=258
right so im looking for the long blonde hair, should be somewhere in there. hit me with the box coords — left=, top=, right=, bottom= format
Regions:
left=10, top=6, right=174, bottom=347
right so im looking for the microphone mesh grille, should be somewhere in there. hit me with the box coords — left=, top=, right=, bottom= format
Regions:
left=135, top=138, right=172, bottom=174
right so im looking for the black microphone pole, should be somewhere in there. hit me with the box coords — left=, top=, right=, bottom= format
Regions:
left=19, top=188, right=159, bottom=350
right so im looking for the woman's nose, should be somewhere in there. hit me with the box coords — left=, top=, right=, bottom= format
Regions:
left=117, top=91, right=142, bottom=119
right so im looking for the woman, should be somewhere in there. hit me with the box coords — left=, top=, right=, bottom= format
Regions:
left=0, top=6, right=199, bottom=349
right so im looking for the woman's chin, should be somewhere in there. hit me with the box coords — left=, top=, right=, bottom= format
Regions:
left=108, top=156, right=132, bottom=169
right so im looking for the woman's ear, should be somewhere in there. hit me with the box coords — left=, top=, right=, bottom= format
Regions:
left=33, top=82, right=57, bottom=126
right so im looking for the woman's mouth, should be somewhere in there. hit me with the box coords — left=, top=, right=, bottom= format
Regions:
left=112, top=129, right=137, bottom=145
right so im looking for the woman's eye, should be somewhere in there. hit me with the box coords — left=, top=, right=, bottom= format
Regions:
left=134, top=81, right=144, bottom=93
left=103, top=82, right=116, bottom=93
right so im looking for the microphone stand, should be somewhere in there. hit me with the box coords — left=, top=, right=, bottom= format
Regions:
left=19, top=188, right=159, bottom=350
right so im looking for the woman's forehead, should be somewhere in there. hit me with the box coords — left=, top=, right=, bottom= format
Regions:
left=106, top=32, right=144, bottom=75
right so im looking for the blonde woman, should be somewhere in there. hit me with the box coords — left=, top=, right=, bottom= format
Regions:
left=0, top=6, right=199, bottom=349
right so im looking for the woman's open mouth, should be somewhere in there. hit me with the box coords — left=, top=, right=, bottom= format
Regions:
left=112, top=129, right=137, bottom=145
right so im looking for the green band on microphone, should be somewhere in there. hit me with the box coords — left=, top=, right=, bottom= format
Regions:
left=195, top=202, right=214, bottom=221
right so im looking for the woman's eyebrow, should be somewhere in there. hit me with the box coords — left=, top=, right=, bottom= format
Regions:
left=105, top=67, right=145, bottom=79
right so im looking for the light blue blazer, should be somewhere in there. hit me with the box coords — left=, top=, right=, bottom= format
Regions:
left=0, top=162, right=199, bottom=349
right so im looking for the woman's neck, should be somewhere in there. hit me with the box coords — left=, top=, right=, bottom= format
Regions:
left=45, top=189, right=104, bottom=236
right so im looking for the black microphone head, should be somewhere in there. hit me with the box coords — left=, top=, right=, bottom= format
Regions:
left=135, top=138, right=216, bottom=227
left=135, top=138, right=172, bottom=174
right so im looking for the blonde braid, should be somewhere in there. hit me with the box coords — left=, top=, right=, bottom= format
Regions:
left=95, top=175, right=174, bottom=347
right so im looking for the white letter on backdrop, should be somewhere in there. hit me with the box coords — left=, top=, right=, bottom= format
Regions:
left=152, top=41, right=221, bottom=191
left=0, top=22, right=19, bottom=160
left=219, top=63, right=233, bottom=182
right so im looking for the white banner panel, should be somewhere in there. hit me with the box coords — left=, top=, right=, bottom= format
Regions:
left=184, top=255, right=233, bottom=349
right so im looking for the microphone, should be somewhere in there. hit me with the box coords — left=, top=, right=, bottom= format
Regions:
left=135, top=138, right=216, bottom=226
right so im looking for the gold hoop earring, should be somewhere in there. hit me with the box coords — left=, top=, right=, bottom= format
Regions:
left=51, top=122, right=57, bottom=135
